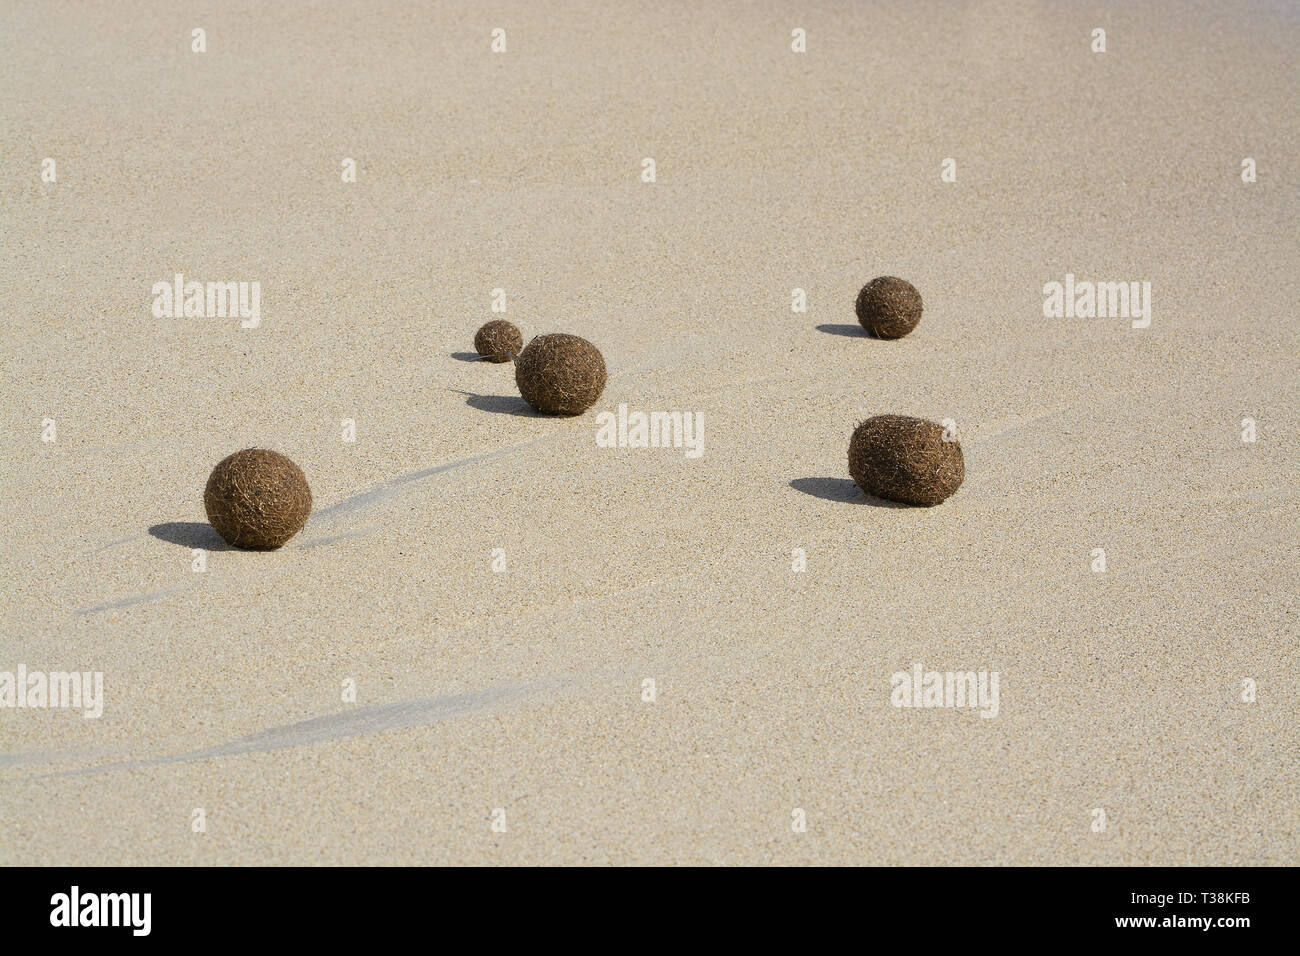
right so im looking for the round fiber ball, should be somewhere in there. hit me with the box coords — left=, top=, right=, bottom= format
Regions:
left=515, top=333, right=607, bottom=415
left=855, top=276, right=923, bottom=339
left=204, top=448, right=313, bottom=549
left=474, top=320, right=523, bottom=363
left=848, top=415, right=964, bottom=506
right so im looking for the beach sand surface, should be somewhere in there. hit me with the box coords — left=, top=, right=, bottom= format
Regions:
left=1, top=0, right=1296, bottom=864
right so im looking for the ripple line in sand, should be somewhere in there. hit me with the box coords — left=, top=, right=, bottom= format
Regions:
left=74, top=585, right=189, bottom=616
left=11, top=680, right=562, bottom=781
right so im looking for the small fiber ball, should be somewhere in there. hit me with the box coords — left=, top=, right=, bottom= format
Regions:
left=204, top=448, right=313, bottom=549
left=515, top=333, right=607, bottom=415
left=848, top=415, right=964, bottom=506
left=474, top=320, right=523, bottom=363
left=855, top=276, right=923, bottom=339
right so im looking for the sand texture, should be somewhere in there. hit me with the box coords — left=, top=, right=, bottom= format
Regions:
left=1, top=0, right=1297, bottom=865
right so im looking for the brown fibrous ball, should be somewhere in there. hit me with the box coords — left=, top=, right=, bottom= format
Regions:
left=204, top=448, right=313, bottom=549
left=848, top=415, right=964, bottom=506
left=515, top=333, right=607, bottom=415
left=855, top=276, right=923, bottom=339
left=474, top=320, right=523, bottom=362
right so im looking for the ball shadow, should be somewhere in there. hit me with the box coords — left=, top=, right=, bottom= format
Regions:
left=788, top=477, right=911, bottom=508
left=148, top=521, right=236, bottom=550
left=816, top=323, right=869, bottom=338
left=462, top=393, right=543, bottom=417
left=451, top=352, right=484, bottom=362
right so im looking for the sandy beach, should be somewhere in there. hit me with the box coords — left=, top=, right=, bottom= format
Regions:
left=1, top=0, right=1296, bottom=865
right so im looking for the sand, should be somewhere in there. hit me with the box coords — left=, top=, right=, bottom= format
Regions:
left=1, top=0, right=1296, bottom=865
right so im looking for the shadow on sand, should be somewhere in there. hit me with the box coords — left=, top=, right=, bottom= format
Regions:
left=788, top=477, right=912, bottom=508
left=815, top=323, right=869, bottom=338
left=458, top=392, right=545, bottom=417
left=148, top=521, right=236, bottom=550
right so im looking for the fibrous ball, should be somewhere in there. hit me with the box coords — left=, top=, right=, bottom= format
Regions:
left=848, top=415, right=964, bottom=506
left=515, top=333, right=607, bottom=415
left=855, top=276, right=923, bottom=339
left=204, top=448, right=313, bottom=549
left=474, top=320, right=523, bottom=363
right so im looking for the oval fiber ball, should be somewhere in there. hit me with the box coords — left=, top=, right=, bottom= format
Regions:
left=474, top=320, right=523, bottom=363
left=855, top=276, right=923, bottom=339
left=514, top=333, right=607, bottom=415
left=848, top=415, right=964, bottom=506
left=204, top=448, right=313, bottom=549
